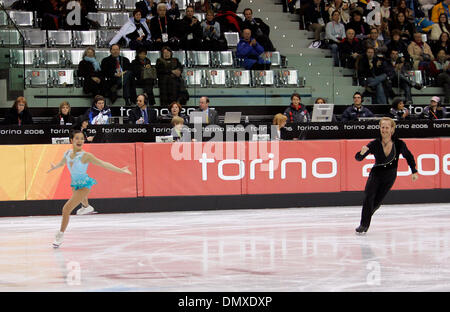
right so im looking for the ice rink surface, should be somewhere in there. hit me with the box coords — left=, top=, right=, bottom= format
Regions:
left=0, top=203, right=449, bottom=292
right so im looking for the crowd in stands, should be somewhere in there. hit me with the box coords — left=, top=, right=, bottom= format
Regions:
left=302, top=0, right=449, bottom=105
left=2, top=0, right=449, bottom=137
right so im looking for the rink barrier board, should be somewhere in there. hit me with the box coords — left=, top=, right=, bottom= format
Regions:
left=1, top=189, right=449, bottom=217
left=0, top=139, right=449, bottom=202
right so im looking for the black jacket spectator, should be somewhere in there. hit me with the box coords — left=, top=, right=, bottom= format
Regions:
left=130, top=53, right=156, bottom=106
left=77, top=48, right=105, bottom=96
left=52, top=113, right=76, bottom=125
left=304, top=0, right=329, bottom=27
left=156, top=48, right=187, bottom=106
left=241, top=9, right=275, bottom=51
left=341, top=104, right=374, bottom=121
left=149, top=13, right=179, bottom=50
left=358, top=54, right=385, bottom=79
left=3, top=97, right=33, bottom=125
left=100, top=55, right=131, bottom=80
left=283, top=104, right=311, bottom=123
left=135, top=0, right=157, bottom=19
left=128, top=106, right=157, bottom=124
left=179, top=14, right=203, bottom=51
left=345, top=14, right=370, bottom=39
left=339, top=37, right=364, bottom=68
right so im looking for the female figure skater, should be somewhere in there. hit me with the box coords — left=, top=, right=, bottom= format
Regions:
left=355, top=117, right=418, bottom=234
left=47, top=130, right=131, bottom=248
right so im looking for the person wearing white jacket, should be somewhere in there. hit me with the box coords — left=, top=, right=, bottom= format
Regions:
left=109, top=9, right=153, bottom=50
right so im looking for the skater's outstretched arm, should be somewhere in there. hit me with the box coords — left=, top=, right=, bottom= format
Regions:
left=84, top=152, right=131, bottom=174
left=47, top=156, right=66, bottom=173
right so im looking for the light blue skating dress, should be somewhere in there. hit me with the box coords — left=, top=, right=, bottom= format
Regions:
left=65, top=150, right=97, bottom=190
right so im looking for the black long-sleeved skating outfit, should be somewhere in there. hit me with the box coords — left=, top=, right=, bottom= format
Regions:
left=355, top=136, right=417, bottom=229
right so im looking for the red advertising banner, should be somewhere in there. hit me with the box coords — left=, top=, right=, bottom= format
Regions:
left=439, top=138, right=450, bottom=189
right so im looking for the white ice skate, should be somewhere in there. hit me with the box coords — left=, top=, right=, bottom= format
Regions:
left=52, top=231, right=64, bottom=248
left=76, top=205, right=96, bottom=215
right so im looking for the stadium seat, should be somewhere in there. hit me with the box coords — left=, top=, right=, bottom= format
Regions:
left=0, top=0, right=16, bottom=9
left=69, top=49, right=85, bottom=66
left=227, top=69, right=251, bottom=87
left=108, top=12, right=130, bottom=28
left=0, top=29, right=21, bottom=46
left=51, top=69, right=75, bottom=87
left=252, top=70, right=274, bottom=86
left=97, top=30, right=116, bottom=47
left=9, top=11, right=33, bottom=27
left=186, top=51, right=210, bottom=67
left=184, top=69, right=204, bottom=87
left=86, top=12, right=109, bottom=28
left=147, top=50, right=161, bottom=65
left=0, top=11, right=7, bottom=26
left=172, top=50, right=186, bottom=66
left=73, top=30, right=97, bottom=47
left=25, top=69, right=49, bottom=87
left=47, top=30, right=73, bottom=47
left=266, top=51, right=281, bottom=67
left=276, top=69, right=303, bottom=87
left=95, top=49, right=111, bottom=62
left=97, top=0, right=121, bottom=10
left=122, top=0, right=138, bottom=10
left=223, top=32, right=239, bottom=48
left=22, top=29, right=46, bottom=46
left=10, top=48, right=38, bottom=66
left=211, top=51, right=234, bottom=67
left=176, top=0, right=187, bottom=11
left=43, top=49, right=62, bottom=66
left=205, top=69, right=227, bottom=87
left=121, top=49, right=136, bottom=61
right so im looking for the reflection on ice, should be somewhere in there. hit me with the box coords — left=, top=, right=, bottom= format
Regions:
left=0, top=203, right=449, bottom=291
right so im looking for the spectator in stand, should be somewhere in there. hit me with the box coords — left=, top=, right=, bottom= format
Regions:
left=382, top=49, right=423, bottom=104
left=41, top=0, right=62, bottom=30
left=305, top=0, right=330, bottom=41
left=339, top=28, right=364, bottom=68
left=156, top=46, right=186, bottom=106
left=390, top=12, right=415, bottom=42
left=236, top=28, right=271, bottom=70
left=393, top=0, right=415, bottom=21
left=136, top=0, right=157, bottom=20
left=169, top=116, right=190, bottom=142
left=419, top=0, right=438, bottom=19
left=431, top=0, right=450, bottom=23
left=431, top=32, right=450, bottom=56
left=380, top=0, right=393, bottom=21
left=430, top=13, right=450, bottom=41
left=83, top=95, right=111, bottom=125
left=150, top=3, right=179, bottom=51
left=341, top=92, right=374, bottom=121
left=193, top=96, right=219, bottom=125
left=215, top=0, right=242, bottom=32
left=100, top=44, right=135, bottom=105
left=326, top=10, right=346, bottom=66
left=364, top=27, right=388, bottom=55
left=52, top=101, right=76, bottom=125
left=358, top=47, right=388, bottom=104
left=389, top=98, right=411, bottom=120
left=429, top=49, right=450, bottom=104
left=3, top=96, right=33, bottom=125
left=179, top=6, right=203, bottom=51
left=386, top=29, right=411, bottom=62
left=72, top=115, right=94, bottom=143
left=420, top=96, right=448, bottom=118
left=242, top=8, right=275, bottom=51
left=345, top=10, right=370, bottom=40
left=201, top=9, right=226, bottom=51
left=77, top=47, right=105, bottom=97
left=328, top=0, right=350, bottom=24
left=159, top=101, right=189, bottom=123
left=109, top=9, right=152, bottom=51
left=272, top=113, right=288, bottom=140
left=130, top=48, right=156, bottom=106
left=283, top=93, right=311, bottom=123
left=165, top=0, right=181, bottom=20
left=128, top=94, right=157, bottom=124
left=408, top=32, right=435, bottom=69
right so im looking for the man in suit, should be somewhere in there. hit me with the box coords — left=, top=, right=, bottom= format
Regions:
left=128, top=94, right=157, bottom=124
left=194, top=96, right=219, bottom=125
left=100, top=44, right=135, bottom=105
left=241, top=8, right=275, bottom=51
